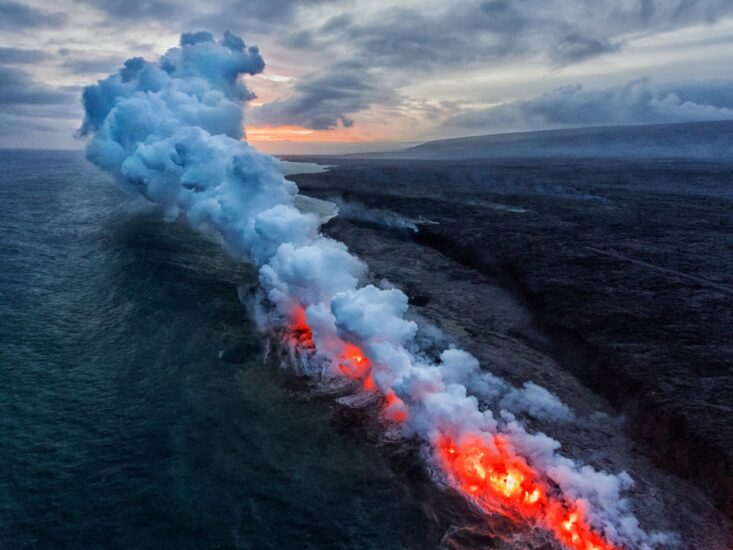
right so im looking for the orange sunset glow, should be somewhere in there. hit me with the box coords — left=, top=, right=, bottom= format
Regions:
left=246, top=124, right=368, bottom=143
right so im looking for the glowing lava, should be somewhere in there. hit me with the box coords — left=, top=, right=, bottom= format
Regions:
left=288, top=306, right=408, bottom=423
left=382, top=390, right=409, bottom=423
left=290, top=305, right=314, bottom=350
left=436, top=435, right=617, bottom=550
left=287, top=309, right=615, bottom=550
left=338, top=342, right=370, bottom=379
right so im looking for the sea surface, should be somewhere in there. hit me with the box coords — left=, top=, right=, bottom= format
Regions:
left=0, top=150, right=429, bottom=549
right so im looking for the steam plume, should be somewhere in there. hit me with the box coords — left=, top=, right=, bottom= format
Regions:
left=80, top=32, right=668, bottom=549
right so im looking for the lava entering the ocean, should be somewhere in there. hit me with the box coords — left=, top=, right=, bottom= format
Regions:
left=289, top=305, right=409, bottom=423
left=80, top=32, right=659, bottom=550
left=287, top=308, right=616, bottom=550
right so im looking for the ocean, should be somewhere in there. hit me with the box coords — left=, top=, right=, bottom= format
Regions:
left=0, top=150, right=429, bottom=549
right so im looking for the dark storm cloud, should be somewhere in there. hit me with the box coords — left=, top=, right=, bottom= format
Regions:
left=0, top=64, right=79, bottom=146
left=550, top=33, right=621, bottom=65
left=319, top=13, right=352, bottom=33
left=0, top=1, right=67, bottom=29
left=3, top=0, right=733, bottom=142
left=226, top=0, right=335, bottom=23
left=445, top=78, right=733, bottom=131
left=0, top=66, right=76, bottom=106
left=249, top=0, right=733, bottom=128
left=283, top=30, right=315, bottom=49
left=181, top=0, right=347, bottom=42
left=79, top=0, right=177, bottom=21
left=79, top=0, right=343, bottom=30
left=0, top=47, right=47, bottom=64
left=59, top=57, right=124, bottom=75
left=249, top=62, right=393, bottom=129
left=331, top=0, right=733, bottom=68
left=315, top=6, right=507, bottom=70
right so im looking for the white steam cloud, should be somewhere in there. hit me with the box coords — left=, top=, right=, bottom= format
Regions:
left=329, top=196, right=420, bottom=232
left=80, top=32, right=668, bottom=549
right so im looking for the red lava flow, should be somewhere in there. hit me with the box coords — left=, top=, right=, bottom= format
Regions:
left=287, top=306, right=617, bottom=550
left=436, top=435, right=617, bottom=550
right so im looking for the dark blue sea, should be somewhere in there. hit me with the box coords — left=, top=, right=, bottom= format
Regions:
left=0, top=150, right=430, bottom=549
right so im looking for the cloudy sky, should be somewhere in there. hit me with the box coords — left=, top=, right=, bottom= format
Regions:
left=1, top=0, right=733, bottom=153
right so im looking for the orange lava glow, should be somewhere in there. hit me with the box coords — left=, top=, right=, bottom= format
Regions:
left=383, top=390, right=409, bottom=423
left=290, top=305, right=314, bottom=350
left=436, top=435, right=617, bottom=550
left=338, top=343, right=371, bottom=379
left=287, top=306, right=406, bottom=421
left=286, top=306, right=615, bottom=549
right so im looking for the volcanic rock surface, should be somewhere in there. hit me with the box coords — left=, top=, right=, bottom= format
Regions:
left=288, top=157, right=733, bottom=548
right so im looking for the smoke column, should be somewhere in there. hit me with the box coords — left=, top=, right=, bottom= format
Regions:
left=80, top=32, right=667, bottom=549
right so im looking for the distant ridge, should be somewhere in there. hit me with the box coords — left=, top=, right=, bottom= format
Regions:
left=355, top=120, right=733, bottom=160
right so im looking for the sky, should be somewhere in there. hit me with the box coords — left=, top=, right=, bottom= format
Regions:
left=1, top=0, right=733, bottom=154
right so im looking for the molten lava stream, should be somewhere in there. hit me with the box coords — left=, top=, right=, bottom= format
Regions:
left=290, top=305, right=315, bottom=350
left=289, top=305, right=408, bottom=421
left=336, top=338, right=409, bottom=422
left=436, top=436, right=618, bottom=550
left=288, top=307, right=611, bottom=549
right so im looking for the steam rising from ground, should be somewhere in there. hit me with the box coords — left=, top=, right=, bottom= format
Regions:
left=328, top=196, right=420, bottom=232
left=80, top=32, right=670, bottom=549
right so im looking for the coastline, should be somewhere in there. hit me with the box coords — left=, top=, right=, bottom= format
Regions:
left=289, top=156, right=733, bottom=545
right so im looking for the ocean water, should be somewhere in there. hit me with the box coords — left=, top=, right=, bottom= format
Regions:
left=0, top=150, right=430, bottom=549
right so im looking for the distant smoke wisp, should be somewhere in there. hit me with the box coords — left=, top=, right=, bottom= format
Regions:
left=329, top=196, right=419, bottom=232
left=80, top=32, right=668, bottom=549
